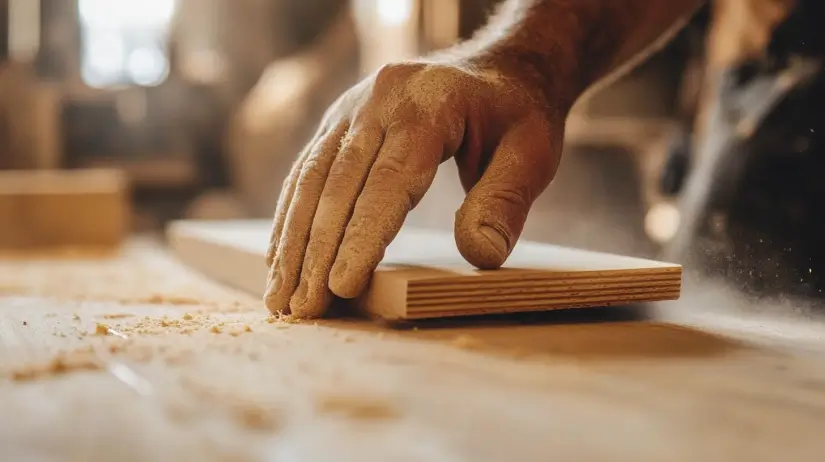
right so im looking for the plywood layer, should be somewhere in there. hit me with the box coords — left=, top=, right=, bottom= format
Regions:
left=0, top=168, right=129, bottom=250
left=167, top=220, right=682, bottom=320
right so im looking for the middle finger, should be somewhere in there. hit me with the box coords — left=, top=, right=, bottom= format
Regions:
left=289, top=120, right=384, bottom=317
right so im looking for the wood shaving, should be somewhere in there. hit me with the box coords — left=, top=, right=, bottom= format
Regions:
left=102, top=313, right=134, bottom=319
left=8, top=351, right=101, bottom=381
left=94, top=323, right=111, bottom=336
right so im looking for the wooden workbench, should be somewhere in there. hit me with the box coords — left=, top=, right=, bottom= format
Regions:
left=1, top=238, right=824, bottom=461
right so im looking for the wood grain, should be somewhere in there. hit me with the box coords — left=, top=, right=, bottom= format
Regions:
left=0, top=168, right=129, bottom=250
left=2, top=238, right=825, bottom=461
left=167, top=220, right=681, bottom=320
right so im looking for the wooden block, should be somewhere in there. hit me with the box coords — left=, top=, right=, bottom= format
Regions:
left=0, top=169, right=129, bottom=250
left=168, top=220, right=682, bottom=320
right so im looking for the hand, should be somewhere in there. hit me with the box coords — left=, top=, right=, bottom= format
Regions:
left=265, top=60, right=567, bottom=318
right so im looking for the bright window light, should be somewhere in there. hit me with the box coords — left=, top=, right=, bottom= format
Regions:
left=376, top=0, right=413, bottom=27
left=78, top=0, right=177, bottom=29
left=78, top=0, right=177, bottom=88
left=127, top=47, right=169, bottom=86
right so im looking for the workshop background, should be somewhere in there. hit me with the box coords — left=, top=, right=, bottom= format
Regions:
left=3, top=1, right=825, bottom=460
left=3, top=0, right=823, bottom=302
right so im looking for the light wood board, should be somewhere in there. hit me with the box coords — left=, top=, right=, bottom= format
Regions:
left=166, top=220, right=682, bottom=320
left=2, top=238, right=825, bottom=461
left=0, top=168, right=129, bottom=250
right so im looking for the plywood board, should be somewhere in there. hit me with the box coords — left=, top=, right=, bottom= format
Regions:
left=0, top=168, right=129, bottom=250
left=167, top=220, right=681, bottom=320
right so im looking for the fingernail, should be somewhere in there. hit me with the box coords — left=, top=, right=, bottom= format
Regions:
left=478, top=225, right=509, bottom=264
left=328, top=260, right=351, bottom=297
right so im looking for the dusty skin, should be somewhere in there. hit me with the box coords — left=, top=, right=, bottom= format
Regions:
left=265, top=0, right=706, bottom=318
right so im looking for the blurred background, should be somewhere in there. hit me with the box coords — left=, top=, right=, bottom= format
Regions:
left=2, top=0, right=824, bottom=305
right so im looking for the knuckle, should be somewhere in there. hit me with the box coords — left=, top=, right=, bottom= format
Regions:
left=298, top=158, right=326, bottom=183
left=371, top=154, right=406, bottom=178
left=327, top=127, right=382, bottom=182
left=373, top=62, right=425, bottom=89
left=374, top=63, right=405, bottom=85
left=487, top=185, right=531, bottom=209
left=325, top=162, right=354, bottom=187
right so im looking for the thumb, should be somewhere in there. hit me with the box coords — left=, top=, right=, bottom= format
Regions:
left=454, top=117, right=561, bottom=269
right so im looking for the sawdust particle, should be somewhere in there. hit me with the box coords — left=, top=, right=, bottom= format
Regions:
left=183, top=313, right=194, bottom=320
left=9, top=352, right=100, bottom=381
left=235, top=405, right=281, bottom=431
left=164, top=353, right=191, bottom=366
left=141, top=294, right=201, bottom=306
left=316, top=392, right=399, bottom=420
left=451, top=334, right=484, bottom=350
left=210, top=325, right=222, bottom=334
left=72, top=314, right=80, bottom=321
left=102, top=313, right=134, bottom=320
left=94, top=323, right=111, bottom=336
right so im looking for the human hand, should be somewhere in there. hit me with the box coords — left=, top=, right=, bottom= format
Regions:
left=264, top=60, right=567, bottom=318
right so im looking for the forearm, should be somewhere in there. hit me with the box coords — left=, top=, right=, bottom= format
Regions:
left=439, top=0, right=706, bottom=110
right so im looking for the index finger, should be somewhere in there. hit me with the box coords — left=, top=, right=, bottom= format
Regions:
left=328, top=123, right=446, bottom=298
left=266, top=124, right=329, bottom=267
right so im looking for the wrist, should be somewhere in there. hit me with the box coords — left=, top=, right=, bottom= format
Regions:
left=426, top=24, right=588, bottom=117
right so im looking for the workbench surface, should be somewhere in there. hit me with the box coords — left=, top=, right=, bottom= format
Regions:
left=1, top=239, right=825, bottom=462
